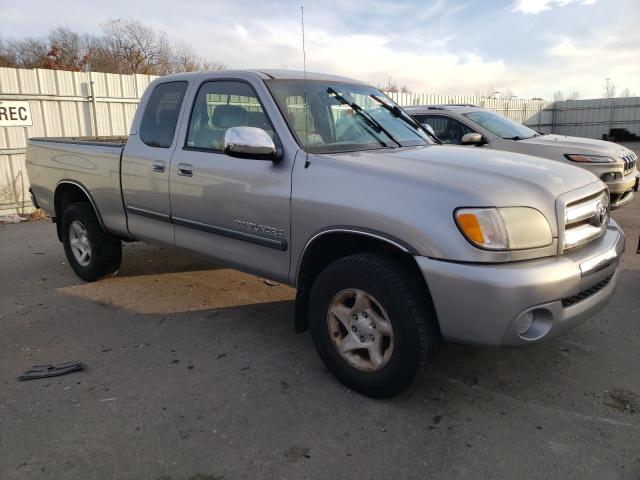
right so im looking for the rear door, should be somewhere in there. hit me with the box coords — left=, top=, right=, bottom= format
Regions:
left=169, top=78, right=294, bottom=281
left=121, top=80, right=189, bottom=245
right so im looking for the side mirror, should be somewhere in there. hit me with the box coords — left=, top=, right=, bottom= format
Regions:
left=422, top=123, right=436, bottom=137
left=461, top=132, right=485, bottom=146
left=224, top=126, right=280, bottom=161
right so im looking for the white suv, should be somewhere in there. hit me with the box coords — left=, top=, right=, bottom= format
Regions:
left=406, top=105, right=639, bottom=209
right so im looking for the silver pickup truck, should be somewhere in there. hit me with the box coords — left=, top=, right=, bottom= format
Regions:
left=26, top=70, right=625, bottom=398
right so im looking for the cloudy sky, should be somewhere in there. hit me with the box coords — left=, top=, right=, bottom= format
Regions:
left=3, top=0, right=639, bottom=99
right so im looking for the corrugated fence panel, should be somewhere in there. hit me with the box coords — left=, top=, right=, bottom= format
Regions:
left=385, top=91, right=551, bottom=126
left=17, top=69, right=39, bottom=94
left=0, top=68, right=20, bottom=93
left=0, top=67, right=157, bottom=215
left=534, top=97, right=640, bottom=139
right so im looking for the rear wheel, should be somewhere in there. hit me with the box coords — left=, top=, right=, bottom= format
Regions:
left=309, top=253, right=440, bottom=398
left=61, top=202, right=122, bottom=282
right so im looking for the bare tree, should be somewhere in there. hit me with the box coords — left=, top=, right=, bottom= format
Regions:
left=499, top=89, right=515, bottom=100
left=199, top=59, right=227, bottom=72
left=172, top=43, right=226, bottom=73
left=44, top=27, right=92, bottom=71
left=552, top=91, right=564, bottom=102
left=567, top=91, right=580, bottom=100
left=82, top=35, right=119, bottom=73
left=101, top=18, right=172, bottom=74
left=2, top=20, right=227, bottom=75
left=603, top=78, right=616, bottom=98
left=172, top=43, right=200, bottom=72
left=483, top=86, right=500, bottom=99
left=5, top=37, right=49, bottom=68
left=0, top=38, right=15, bottom=67
left=620, top=88, right=631, bottom=98
left=383, top=77, right=399, bottom=93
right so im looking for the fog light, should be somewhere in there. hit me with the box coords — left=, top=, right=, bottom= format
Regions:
left=516, top=312, right=534, bottom=335
left=600, top=172, right=616, bottom=183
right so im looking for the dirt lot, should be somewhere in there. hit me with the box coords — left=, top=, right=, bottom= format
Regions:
left=1, top=196, right=639, bottom=480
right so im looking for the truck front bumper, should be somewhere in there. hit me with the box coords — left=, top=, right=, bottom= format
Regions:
left=416, top=223, right=625, bottom=346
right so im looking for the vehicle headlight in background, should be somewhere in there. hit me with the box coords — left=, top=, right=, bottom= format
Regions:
left=565, top=154, right=616, bottom=163
left=455, top=207, right=552, bottom=250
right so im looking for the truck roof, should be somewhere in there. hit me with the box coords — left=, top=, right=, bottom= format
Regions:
left=157, top=69, right=367, bottom=85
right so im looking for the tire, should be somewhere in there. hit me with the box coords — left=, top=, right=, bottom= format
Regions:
left=61, top=202, right=122, bottom=282
left=308, top=253, right=440, bottom=398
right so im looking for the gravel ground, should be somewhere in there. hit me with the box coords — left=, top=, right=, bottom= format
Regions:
left=0, top=195, right=639, bottom=480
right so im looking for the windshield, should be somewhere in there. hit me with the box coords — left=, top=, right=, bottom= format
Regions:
left=463, top=110, right=538, bottom=140
left=267, top=80, right=432, bottom=153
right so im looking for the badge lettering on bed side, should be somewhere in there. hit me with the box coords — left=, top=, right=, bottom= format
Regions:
left=233, top=220, right=284, bottom=237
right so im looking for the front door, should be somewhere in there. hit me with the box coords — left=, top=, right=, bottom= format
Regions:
left=169, top=79, right=294, bottom=281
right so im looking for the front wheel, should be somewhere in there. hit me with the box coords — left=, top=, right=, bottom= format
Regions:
left=61, top=202, right=122, bottom=282
left=308, top=253, right=440, bottom=398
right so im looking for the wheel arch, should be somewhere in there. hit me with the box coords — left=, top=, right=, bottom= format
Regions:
left=293, top=228, right=432, bottom=333
left=53, top=181, right=106, bottom=241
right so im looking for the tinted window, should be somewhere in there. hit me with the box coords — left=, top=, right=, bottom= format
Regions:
left=416, top=114, right=474, bottom=145
left=140, top=81, right=188, bottom=148
left=186, top=81, right=275, bottom=151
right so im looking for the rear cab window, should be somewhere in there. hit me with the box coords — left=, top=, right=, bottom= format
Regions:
left=140, top=81, right=188, bottom=148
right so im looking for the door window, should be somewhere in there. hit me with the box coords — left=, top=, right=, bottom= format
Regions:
left=140, top=81, right=188, bottom=148
left=414, top=114, right=474, bottom=145
left=185, top=81, right=275, bottom=152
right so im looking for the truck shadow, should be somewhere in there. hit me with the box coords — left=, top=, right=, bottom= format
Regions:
left=116, top=242, right=226, bottom=277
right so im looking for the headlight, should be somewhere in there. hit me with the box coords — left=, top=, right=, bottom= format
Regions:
left=455, top=207, right=552, bottom=250
left=565, top=154, right=616, bottom=163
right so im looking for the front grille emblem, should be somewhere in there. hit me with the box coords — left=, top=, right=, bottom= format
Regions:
left=592, top=202, right=608, bottom=227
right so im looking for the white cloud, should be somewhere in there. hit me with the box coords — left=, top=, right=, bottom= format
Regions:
left=511, top=0, right=596, bottom=14
left=2, top=0, right=637, bottom=100
left=235, top=24, right=248, bottom=39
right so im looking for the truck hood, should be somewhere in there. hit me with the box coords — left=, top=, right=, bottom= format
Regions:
left=312, top=144, right=605, bottom=261
left=326, top=144, right=599, bottom=201
left=517, top=134, right=634, bottom=159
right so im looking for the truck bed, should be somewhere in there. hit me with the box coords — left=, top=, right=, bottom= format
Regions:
left=26, top=136, right=129, bottom=238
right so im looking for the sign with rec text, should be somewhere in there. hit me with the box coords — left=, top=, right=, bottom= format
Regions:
left=0, top=101, right=33, bottom=127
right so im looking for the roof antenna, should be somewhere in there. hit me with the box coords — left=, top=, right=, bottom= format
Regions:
left=301, top=4, right=311, bottom=168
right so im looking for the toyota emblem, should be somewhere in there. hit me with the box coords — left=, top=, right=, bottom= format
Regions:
left=593, top=202, right=608, bottom=227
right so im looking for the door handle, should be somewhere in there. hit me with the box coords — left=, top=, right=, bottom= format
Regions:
left=177, top=163, right=193, bottom=177
left=151, top=161, right=165, bottom=173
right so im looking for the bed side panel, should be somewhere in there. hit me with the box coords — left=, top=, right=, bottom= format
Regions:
left=26, top=139, right=128, bottom=237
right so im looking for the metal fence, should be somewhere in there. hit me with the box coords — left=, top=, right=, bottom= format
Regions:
left=1, top=66, right=639, bottom=216
left=0, top=67, right=157, bottom=216
left=385, top=91, right=551, bottom=126
left=524, top=97, right=640, bottom=139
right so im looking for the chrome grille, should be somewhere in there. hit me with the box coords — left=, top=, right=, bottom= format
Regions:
left=622, top=152, right=637, bottom=175
left=563, top=191, right=609, bottom=251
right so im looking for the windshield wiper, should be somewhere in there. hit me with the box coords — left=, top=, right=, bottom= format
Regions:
left=370, top=95, right=441, bottom=144
left=327, top=88, right=401, bottom=148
